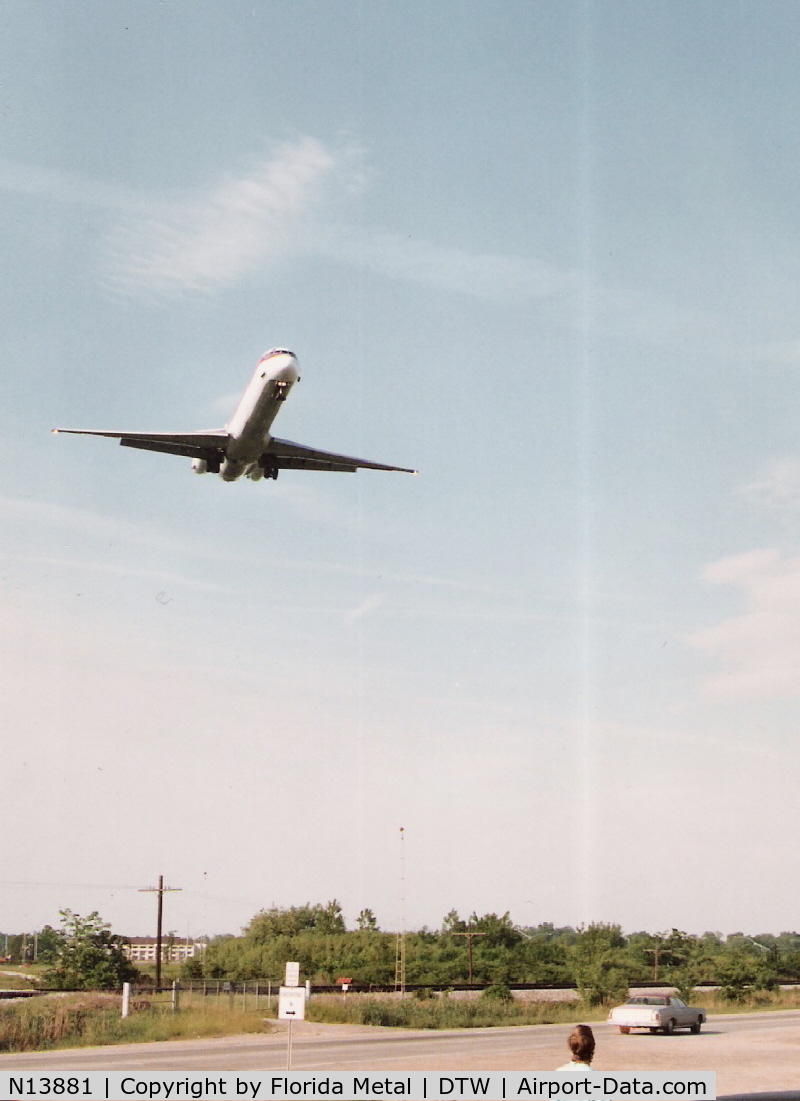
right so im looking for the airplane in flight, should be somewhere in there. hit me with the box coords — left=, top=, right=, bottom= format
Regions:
left=53, top=348, right=416, bottom=482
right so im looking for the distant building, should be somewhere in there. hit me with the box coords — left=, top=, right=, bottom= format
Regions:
left=123, top=937, right=207, bottom=963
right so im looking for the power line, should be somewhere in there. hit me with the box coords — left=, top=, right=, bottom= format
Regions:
left=0, top=880, right=141, bottom=890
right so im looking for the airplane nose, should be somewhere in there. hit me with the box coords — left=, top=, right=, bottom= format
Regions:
left=277, top=356, right=300, bottom=384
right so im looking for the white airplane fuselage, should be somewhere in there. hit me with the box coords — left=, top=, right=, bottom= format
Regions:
left=195, top=349, right=300, bottom=481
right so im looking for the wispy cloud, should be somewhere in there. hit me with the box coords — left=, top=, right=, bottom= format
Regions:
left=689, top=548, right=800, bottom=699
left=314, top=225, right=578, bottom=304
left=737, top=459, right=800, bottom=519
left=0, top=494, right=184, bottom=554
left=100, top=138, right=580, bottom=305
left=344, top=593, right=385, bottom=623
left=1, top=138, right=708, bottom=331
left=104, top=138, right=339, bottom=297
left=0, top=553, right=232, bottom=594
left=0, top=158, right=154, bottom=212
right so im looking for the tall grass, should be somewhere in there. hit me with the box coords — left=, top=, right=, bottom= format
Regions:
left=304, top=996, right=606, bottom=1029
left=305, top=987, right=800, bottom=1029
left=4, top=987, right=799, bottom=1052
left=0, top=995, right=269, bottom=1053
left=692, top=987, right=800, bottom=1013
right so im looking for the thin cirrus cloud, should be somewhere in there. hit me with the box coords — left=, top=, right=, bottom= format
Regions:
left=737, top=458, right=800, bottom=519
left=689, top=548, right=800, bottom=700
left=102, top=137, right=580, bottom=304
left=313, top=224, right=579, bottom=305
left=104, top=137, right=338, bottom=297
left=2, top=137, right=686, bottom=322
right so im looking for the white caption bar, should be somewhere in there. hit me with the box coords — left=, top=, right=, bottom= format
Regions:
left=0, top=1071, right=716, bottom=1100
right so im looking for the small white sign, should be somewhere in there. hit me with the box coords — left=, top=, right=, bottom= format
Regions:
left=284, top=960, right=300, bottom=987
left=278, top=985, right=306, bottom=1020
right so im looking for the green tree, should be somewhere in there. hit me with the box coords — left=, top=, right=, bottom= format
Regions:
left=517, top=934, right=571, bottom=985
left=35, top=925, right=62, bottom=965
left=244, top=900, right=346, bottom=942
left=571, top=923, right=631, bottom=1007
left=716, top=944, right=776, bottom=1002
left=42, top=910, right=138, bottom=991
left=468, top=912, right=521, bottom=950
left=356, top=909, right=379, bottom=931
left=440, top=910, right=466, bottom=935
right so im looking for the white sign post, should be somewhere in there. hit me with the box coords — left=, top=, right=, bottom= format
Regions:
left=280, top=963, right=304, bottom=1070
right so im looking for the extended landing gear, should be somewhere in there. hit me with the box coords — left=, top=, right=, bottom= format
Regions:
left=207, top=456, right=221, bottom=474
left=260, top=461, right=279, bottom=480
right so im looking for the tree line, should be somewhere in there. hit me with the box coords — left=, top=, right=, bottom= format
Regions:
left=5, top=903, right=800, bottom=1003
left=182, top=902, right=800, bottom=1004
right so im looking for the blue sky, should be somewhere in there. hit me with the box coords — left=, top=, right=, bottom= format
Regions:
left=3, top=0, right=800, bottom=943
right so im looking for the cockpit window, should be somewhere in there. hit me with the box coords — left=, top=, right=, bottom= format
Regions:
left=263, top=347, right=294, bottom=358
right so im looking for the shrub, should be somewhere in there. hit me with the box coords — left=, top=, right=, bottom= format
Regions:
left=480, top=984, right=513, bottom=1002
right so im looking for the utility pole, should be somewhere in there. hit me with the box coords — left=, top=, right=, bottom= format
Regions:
left=139, top=875, right=181, bottom=990
left=452, top=926, right=487, bottom=985
left=643, top=934, right=664, bottom=981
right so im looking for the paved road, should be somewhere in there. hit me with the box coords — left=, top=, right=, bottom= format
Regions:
left=2, top=1011, right=799, bottom=1095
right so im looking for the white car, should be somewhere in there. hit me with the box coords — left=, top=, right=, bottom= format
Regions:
left=608, top=994, right=705, bottom=1035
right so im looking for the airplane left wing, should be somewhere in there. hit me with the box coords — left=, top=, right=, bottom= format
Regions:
left=52, top=428, right=229, bottom=461
left=267, top=437, right=417, bottom=474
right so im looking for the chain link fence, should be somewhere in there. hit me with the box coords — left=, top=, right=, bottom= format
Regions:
left=131, top=980, right=280, bottom=1013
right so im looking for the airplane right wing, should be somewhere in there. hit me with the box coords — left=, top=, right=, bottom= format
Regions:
left=267, top=437, right=417, bottom=474
left=52, top=428, right=229, bottom=461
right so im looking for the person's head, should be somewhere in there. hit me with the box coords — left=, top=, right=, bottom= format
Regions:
left=567, top=1024, right=595, bottom=1064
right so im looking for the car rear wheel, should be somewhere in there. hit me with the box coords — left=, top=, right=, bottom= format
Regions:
left=663, top=1018, right=676, bottom=1035
left=618, top=1026, right=630, bottom=1034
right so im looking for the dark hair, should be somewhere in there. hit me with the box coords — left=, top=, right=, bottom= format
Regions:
left=568, top=1024, right=595, bottom=1064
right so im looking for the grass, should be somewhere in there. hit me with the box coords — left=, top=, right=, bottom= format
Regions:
left=0, top=966, right=44, bottom=990
left=303, top=988, right=800, bottom=1030
left=302, top=995, right=609, bottom=1030
left=0, top=994, right=270, bottom=1053
left=2, top=987, right=799, bottom=1052
left=689, top=986, right=800, bottom=1013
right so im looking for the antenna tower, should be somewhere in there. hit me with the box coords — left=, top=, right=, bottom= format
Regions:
left=394, top=826, right=406, bottom=994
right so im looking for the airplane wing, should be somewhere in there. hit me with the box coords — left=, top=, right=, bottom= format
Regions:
left=52, top=428, right=228, bottom=461
left=267, top=437, right=417, bottom=474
